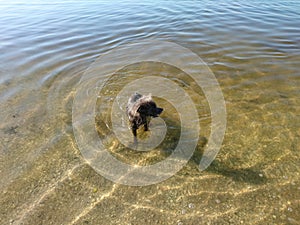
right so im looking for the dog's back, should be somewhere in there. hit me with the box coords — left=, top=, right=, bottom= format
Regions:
left=126, top=93, right=154, bottom=120
left=128, top=92, right=142, bottom=104
left=126, top=93, right=142, bottom=122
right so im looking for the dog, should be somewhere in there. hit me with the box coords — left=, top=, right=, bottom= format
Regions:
left=126, top=93, right=163, bottom=142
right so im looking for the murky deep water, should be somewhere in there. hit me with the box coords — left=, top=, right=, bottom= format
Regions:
left=0, top=0, right=299, bottom=224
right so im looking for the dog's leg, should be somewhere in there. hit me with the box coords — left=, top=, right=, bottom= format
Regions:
left=142, top=116, right=149, bottom=131
left=132, top=124, right=138, bottom=146
left=133, top=136, right=138, bottom=146
left=132, top=123, right=137, bottom=137
left=144, top=122, right=149, bottom=131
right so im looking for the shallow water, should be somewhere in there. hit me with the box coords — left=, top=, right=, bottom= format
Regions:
left=1, top=0, right=299, bottom=224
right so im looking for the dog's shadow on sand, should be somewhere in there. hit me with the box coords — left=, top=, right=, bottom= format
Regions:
left=159, top=114, right=267, bottom=186
left=191, top=146, right=267, bottom=185
left=198, top=158, right=267, bottom=185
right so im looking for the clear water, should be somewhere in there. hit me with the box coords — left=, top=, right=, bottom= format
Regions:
left=0, top=0, right=299, bottom=224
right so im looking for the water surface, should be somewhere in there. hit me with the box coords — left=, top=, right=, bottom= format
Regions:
left=0, top=0, right=299, bottom=224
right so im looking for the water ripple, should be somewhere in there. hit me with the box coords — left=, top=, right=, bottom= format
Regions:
left=0, top=1, right=300, bottom=224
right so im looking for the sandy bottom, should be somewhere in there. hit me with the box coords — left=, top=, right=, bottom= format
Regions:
left=1, top=60, right=299, bottom=225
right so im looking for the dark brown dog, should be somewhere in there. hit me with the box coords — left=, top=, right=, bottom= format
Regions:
left=126, top=93, right=163, bottom=140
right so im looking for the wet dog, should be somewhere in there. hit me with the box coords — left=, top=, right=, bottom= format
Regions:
left=126, top=93, right=163, bottom=142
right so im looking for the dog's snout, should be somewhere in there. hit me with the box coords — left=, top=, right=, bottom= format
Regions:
left=152, top=107, right=163, bottom=117
left=156, top=107, right=163, bottom=115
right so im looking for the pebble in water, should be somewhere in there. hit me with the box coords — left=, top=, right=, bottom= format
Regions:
left=188, top=203, right=195, bottom=209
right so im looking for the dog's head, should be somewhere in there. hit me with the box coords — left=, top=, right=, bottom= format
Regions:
left=127, top=93, right=163, bottom=120
left=136, top=94, right=163, bottom=117
left=137, top=101, right=163, bottom=117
